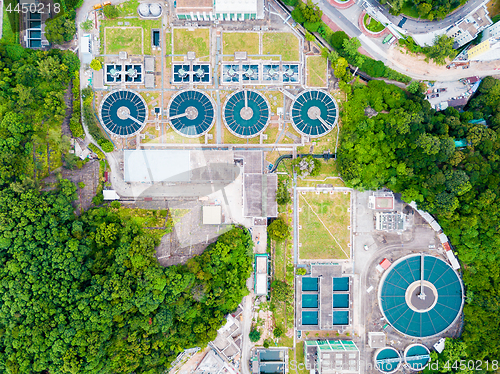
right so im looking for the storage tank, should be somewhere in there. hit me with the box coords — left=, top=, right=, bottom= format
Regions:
left=374, top=347, right=401, bottom=374
left=138, top=3, right=150, bottom=17
left=149, top=3, right=161, bottom=16
left=404, top=344, right=430, bottom=371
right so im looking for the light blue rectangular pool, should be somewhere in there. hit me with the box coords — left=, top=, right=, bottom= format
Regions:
left=332, top=293, right=349, bottom=308
left=302, top=294, right=318, bottom=308
left=332, top=310, right=349, bottom=325
left=332, top=277, right=349, bottom=291
left=302, top=277, right=318, bottom=291
left=302, top=311, right=318, bottom=325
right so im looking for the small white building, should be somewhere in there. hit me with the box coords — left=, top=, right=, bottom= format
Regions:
left=203, top=205, right=222, bottom=225
left=81, top=34, right=92, bottom=65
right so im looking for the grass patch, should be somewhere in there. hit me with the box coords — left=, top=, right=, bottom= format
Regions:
left=299, top=191, right=351, bottom=260
left=363, top=14, right=385, bottom=33
left=113, top=207, right=171, bottom=240
left=101, top=18, right=161, bottom=55
left=116, top=0, right=140, bottom=17
left=173, top=28, right=210, bottom=58
left=264, top=91, right=283, bottom=115
left=105, top=27, right=142, bottom=55
left=307, top=56, right=327, bottom=87
left=1, top=0, right=19, bottom=44
left=262, top=33, right=299, bottom=61
left=488, top=0, right=500, bottom=18
left=293, top=342, right=309, bottom=374
left=223, top=32, right=259, bottom=56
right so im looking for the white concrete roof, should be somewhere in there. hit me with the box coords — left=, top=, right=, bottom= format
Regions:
left=103, top=190, right=120, bottom=200
left=124, top=150, right=191, bottom=182
left=215, top=0, right=258, bottom=14
left=255, top=274, right=267, bottom=295
left=203, top=205, right=222, bottom=225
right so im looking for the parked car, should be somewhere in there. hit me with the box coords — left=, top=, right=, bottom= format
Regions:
left=364, top=245, right=369, bottom=251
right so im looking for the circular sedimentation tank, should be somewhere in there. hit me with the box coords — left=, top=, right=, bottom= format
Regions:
left=404, top=344, right=430, bottom=371
left=379, top=254, right=464, bottom=338
left=168, top=89, right=215, bottom=137
left=223, top=90, right=270, bottom=138
left=99, top=89, right=147, bottom=137
left=291, top=89, right=338, bottom=138
left=375, top=347, right=401, bottom=374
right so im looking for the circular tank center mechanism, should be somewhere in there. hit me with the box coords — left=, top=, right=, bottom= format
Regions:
left=127, top=68, right=138, bottom=78
left=117, top=106, right=131, bottom=120
left=185, top=106, right=199, bottom=120
left=405, top=281, right=438, bottom=312
left=307, top=106, right=321, bottom=120
left=240, top=106, right=254, bottom=120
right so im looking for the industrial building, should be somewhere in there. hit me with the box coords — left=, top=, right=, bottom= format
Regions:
left=175, top=0, right=265, bottom=21
left=304, top=340, right=359, bottom=374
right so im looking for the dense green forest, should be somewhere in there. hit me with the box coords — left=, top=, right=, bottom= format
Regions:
left=383, top=0, right=465, bottom=20
left=338, top=78, right=500, bottom=362
left=0, top=42, right=253, bottom=373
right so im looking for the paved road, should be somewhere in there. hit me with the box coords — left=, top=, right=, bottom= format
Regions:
left=364, top=0, right=487, bottom=33
left=240, top=291, right=253, bottom=374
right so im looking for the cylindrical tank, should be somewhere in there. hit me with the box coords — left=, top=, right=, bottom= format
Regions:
left=138, top=3, right=150, bottom=17
left=374, top=347, right=402, bottom=374
left=404, top=344, right=430, bottom=371
left=149, top=3, right=161, bottom=16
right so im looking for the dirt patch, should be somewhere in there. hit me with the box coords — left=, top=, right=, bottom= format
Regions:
left=387, top=46, right=500, bottom=80
left=42, top=159, right=100, bottom=215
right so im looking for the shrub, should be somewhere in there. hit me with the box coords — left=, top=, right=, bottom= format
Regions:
left=267, top=218, right=290, bottom=242
left=90, top=58, right=102, bottom=71
left=98, top=139, right=114, bottom=153
left=276, top=178, right=291, bottom=206
left=88, top=143, right=106, bottom=160
left=282, top=0, right=298, bottom=5
left=103, top=4, right=119, bottom=19
left=330, top=31, right=349, bottom=50
left=78, top=182, right=85, bottom=189
left=249, top=329, right=261, bottom=342
left=273, top=327, right=283, bottom=338
left=271, top=280, right=293, bottom=302
left=69, top=118, right=84, bottom=138
left=304, top=21, right=321, bottom=32
left=360, top=58, right=386, bottom=78
left=291, top=7, right=305, bottom=23
left=263, top=340, right=270, bottom=348
left=110, top=201, right=121, bottom=209
left=297, top=268, right=307, bottom=276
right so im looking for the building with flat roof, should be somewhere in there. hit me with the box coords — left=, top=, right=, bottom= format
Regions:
left=254, top=254, right=269, bottom=296
left=251, top=348, right=288, bottom=374
left=368, top=191, right=394, bottom=210
left=203, top=206, right=222, bottom=225
left=446, top=5, right=492, bottom=47
left=175, top=0, right=264, bottom=20
left=304, top=340, right=359, bottom=374
left=375, top=212, right=408, bottom=232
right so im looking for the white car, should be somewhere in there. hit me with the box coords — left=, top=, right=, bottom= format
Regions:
left=364, top=245, right=369, bottom=251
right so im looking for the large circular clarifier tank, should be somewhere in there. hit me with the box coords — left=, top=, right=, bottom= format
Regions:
left=149, top=3, right=161, bottom=16
left=404, top=344, right=430, bottom=371
left=375, top=347, right=401, bottom=374
left=379, top=254, right=464, bottom=338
